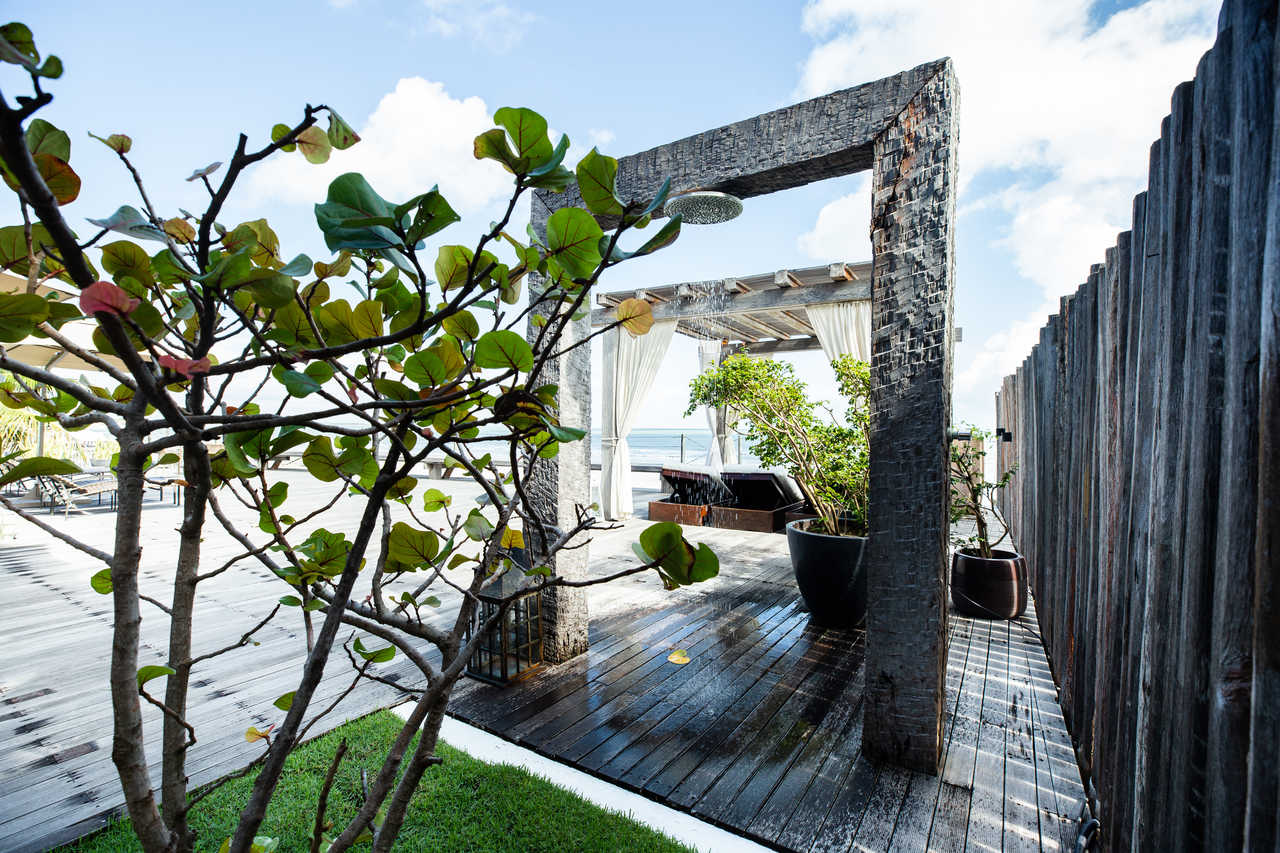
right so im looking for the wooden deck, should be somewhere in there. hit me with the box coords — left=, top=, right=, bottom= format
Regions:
left=450, top=522, right=1086, bottom=852
left=0, top=473, right=1083, bottom=852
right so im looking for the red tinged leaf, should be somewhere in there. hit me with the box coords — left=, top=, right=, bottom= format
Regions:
left=158, top=355, right=212, bottom=377
left=80, top=280, right=139, bottom=316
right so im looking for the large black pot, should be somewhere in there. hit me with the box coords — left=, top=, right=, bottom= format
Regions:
left=785, top=519, right=867, bottom=628
left=950, top=548, right=1027, bottom=619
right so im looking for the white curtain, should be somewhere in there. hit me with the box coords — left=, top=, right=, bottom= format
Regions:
left=806, top=300, right=872, bottom=361
left=696, top=341, right=725, bottom=468
left=601, top=320, right=676, bottom=519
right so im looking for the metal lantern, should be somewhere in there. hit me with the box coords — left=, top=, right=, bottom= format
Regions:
left=464, top=567, right=544, bottom=686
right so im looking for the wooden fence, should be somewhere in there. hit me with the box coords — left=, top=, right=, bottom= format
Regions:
left=993, top=3, right=1278, bottom=849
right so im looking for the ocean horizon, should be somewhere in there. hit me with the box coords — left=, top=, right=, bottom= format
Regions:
left=589, top=428, right=757, bottom=467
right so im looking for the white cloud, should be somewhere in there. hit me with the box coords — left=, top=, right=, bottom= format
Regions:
left=420, top=0, right=536, bottom=53
left=247, top=77, right=513, bottom=219
left=796, top=0, right=1217, bottom=417
left=796, top=174, right=872, bottom=261
left=587, top=128, right=616, bottom=148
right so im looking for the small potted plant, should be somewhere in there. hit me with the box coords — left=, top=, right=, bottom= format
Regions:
left=949, top=428, right=1025, bottom=619
left=687, top=353, right=869, bottom=627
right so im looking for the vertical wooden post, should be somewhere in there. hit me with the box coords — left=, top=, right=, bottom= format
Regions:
left=524, top=195, right=592, bottom=664
left=862, top=62, right=959, bottom=775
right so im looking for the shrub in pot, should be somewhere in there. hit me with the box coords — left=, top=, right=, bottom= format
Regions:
left=687, top=354, right=870, bottom=627
left=949, top=428, right=1025, bottom=619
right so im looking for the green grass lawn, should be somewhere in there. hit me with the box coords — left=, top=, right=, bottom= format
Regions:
left=60, top=711, right=693, bottom=853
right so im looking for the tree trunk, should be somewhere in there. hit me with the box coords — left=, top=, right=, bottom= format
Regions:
left=110, top=432, right=174, bottom=852
left=371, top=691, right=450, bottom=853
left=228, top=460, right=401, bottom=852
left=161, top=443, right=211, bottom=851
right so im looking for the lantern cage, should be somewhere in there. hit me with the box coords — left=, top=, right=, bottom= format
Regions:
left=464, top=564, right=544, bottom=686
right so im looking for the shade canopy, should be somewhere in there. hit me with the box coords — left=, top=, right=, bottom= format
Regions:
left=592, top=260, right=870, bottom=356
left=593, top=260, right=872, bottom=519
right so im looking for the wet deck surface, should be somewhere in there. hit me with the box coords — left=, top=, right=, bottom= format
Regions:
left=0, top=474, right=1083, bottom=852
left=450, top=521, right=1086, bottom=852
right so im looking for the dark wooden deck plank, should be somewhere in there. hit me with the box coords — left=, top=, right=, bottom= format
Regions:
left=693, top=632, right=866, bottom=825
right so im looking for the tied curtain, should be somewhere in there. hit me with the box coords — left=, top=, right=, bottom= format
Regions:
left=806, top=300, right=872, bottom=362
left=601, top=319, right=676, bottom=519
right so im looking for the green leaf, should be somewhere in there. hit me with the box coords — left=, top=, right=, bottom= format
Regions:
left=296, top=126, right=332, bottom=164
left=387, top=521, right=439, bottom=566
left=35, top=55, right=61, bottom=79
left=246, top=271, right=297, bottom=309
left=0, top=292, right=50, bottom=342
left=545, top=208, right=603, bottom=279
left=314, top=173, right=401, bottom=251
left=0, top=455, right=78, bottom=486
left=442, top=310, right=479, bottom=341
left=101, top=241, right=155, bottom=288
left=326, top=109, right=360, bottom=150
left=273, top=691, right=296, bottom=711
left=89, top=131, right=132, bottom=154
left=136, top=665, right=175, bottom=689
left=304, top=361, right=334, bottom=384
left=403, top=350, right=447, bottom=386
left=689, top=543, right=719, bottom=582
left=421, top=488, right=451, bottom=512
left=575, top=148, right=623, bottom=217
left=302, top=437, right=341, bottom=481
left=493, top=107, right=553, bottom=170
left=353, top=637, right=395, bottom=663
left=0, top=23, right=37, bottom=69
left=639, top=521, right=692, bottom=572
left=545, top=423, right=586, bottom=442
left=280, top=369, right=322, bottom=398
left=279, top=595, right=303, bottom=607
left=279, top=253, right=313, bottom=276
left=462, top=510, right=494, bottom=541
left=25, top=119, right=70, bottom=161
left=473, top=128, right=520, bottom=172
left=352, top=299, right=384, bottom=338
left=403, top=188, right=460, bottom=243
left=90, top=568, right=113, bottom=594
left=433, top=245, right=473, bottom=292
left=270, top=123, right=296, bottom=153
left=473, top=330, right=533, bottom=372
left=631, top=214, right=682, bottom=257
left=529, top=133, right=570, bottom=178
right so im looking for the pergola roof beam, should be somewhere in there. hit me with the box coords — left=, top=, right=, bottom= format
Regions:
left=723, top=336, right=823, bottom=356
left=591, top=278, right=869, bottom=327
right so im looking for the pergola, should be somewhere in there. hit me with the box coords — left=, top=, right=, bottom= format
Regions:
left=590, top=260, right=871, bottom=355
left=590, top=260, right=873, bottom=521
left=526, top=59, right=958, bottom=774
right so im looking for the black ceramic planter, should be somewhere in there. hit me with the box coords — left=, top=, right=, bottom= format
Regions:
left=950, top=548, right=1028, bottom=619
left=785, top=519, right=867, bottom=628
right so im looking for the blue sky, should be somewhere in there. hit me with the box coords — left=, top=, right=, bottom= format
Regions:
left=11, top=0, right=1219, bottom=431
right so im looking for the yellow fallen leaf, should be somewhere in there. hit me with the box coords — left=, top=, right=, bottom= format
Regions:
left=667, top=649, right=691, bottom=665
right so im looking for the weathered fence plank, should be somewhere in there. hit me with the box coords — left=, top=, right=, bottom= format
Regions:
left=993, top=7, right=1277, bottom=846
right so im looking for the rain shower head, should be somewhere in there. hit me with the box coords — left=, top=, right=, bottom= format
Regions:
left=663, top=190, right=743, bottom=225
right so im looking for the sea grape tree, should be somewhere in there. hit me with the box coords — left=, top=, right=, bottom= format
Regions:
left=0, top=21, right=718, bottom=853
